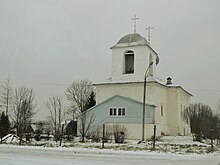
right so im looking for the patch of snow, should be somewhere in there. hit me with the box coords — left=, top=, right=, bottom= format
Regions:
left=0, top=144, right=219, bottom=165
left=2, top=134, right=20, bottom=143
left=159, top=136, right=207, bottom=145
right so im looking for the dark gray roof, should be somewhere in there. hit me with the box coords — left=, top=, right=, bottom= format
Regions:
left=111, top=33, right=149, bottom=48
left=117, top=33, right=148, bottom=44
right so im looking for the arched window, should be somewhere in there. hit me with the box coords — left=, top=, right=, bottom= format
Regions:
left=124, top=50, right=134, bottom=74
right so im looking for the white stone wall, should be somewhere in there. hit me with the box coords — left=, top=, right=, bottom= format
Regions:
left=166, top=87, right=191, bottom=135
left=111, top=45, right=157, bottom=82
left=95, top=82, right=191, bottom=136
left=106, top=123, right=155, bottom=140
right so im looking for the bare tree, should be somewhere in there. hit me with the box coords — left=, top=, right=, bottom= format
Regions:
left=183, top=103, right=214, bottom=141
left=66, top=104, right=77, bottom=120
left=78, top=111, right=95, bottom=142
left=0, top=77, right=13, bottom=116
left=47, top=96, right=65, bottom=140
left=11, top=87, right=36, bottom=138
left=66, top=79, right=95, bottom=142
left=66, top=80, right=93, bottom=113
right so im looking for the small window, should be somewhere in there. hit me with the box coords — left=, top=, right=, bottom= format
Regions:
left=122, top=108, right=125, bottom=116
left=113, top=108, right=117, bottom=116
left=118, top=108, right=122, bottom=116
left=110, top=108, right=113, bottom=116
left=161, top=105, right=163, bottom=116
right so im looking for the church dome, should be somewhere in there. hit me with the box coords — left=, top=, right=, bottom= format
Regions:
left=111, top=33, right=148, bottom=48
left=117, top=33, right=148, bottom=44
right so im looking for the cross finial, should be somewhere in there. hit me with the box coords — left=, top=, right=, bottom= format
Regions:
left=131, top=15, right=139, bottom=33
left=145, top=26, right=154, bottom=45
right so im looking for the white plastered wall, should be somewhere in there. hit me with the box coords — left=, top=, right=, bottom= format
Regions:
left=95, top=82, right=191, bottom=136
left=111, top=45, right=157, bottom=82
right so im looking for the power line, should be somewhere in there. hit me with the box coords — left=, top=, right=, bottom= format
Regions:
left=1, top=81, right=220, bottom=93
left=1, top=81, right=70, bottom=86
left=186, top=88, right=220, bottom=93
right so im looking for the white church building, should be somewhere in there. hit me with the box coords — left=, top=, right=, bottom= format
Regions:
left=84, top=32, right=192, bottom=140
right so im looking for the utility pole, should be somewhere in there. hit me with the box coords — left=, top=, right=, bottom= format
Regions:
left=210, top=128, right=214, bottom=152
left=153, top=125, right=156, bottom=149
left=60, top=124, right=64, bottom=146
left=102, top=124, right=105, bottom=148
left=142, top=62, right=154, bottom=141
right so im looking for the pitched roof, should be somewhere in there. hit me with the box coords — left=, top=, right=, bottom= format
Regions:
left=83, top=95, right=156, bottom=114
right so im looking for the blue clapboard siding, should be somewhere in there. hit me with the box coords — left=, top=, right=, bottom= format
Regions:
left=82, top=95, right=155, bottom=131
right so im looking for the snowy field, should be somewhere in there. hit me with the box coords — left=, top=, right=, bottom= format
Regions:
left=0, top=144, right=220, bottom=165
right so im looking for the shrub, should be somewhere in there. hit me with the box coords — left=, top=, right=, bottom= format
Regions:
left=112, top=125, right=128, bottom=143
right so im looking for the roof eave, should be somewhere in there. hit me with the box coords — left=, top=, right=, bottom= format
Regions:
left=110, top=43, right=158, bottom=55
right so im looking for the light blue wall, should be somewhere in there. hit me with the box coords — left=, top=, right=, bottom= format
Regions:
left=81, top=95, right=155, bottom=131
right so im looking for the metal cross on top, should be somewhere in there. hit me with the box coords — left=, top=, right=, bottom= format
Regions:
left=145, top=26, right=154, bottom=44
left=131, top=15, right=139, bottom=33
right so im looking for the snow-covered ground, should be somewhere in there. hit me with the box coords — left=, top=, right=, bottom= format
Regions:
left=0, top=144, right=220, bottom=165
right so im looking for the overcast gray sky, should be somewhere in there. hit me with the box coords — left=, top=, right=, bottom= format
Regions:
left=0, top=0, right=220, bottom=120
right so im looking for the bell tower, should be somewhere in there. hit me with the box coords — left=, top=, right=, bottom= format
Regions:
left=110, top=33, right=159, bottom=82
